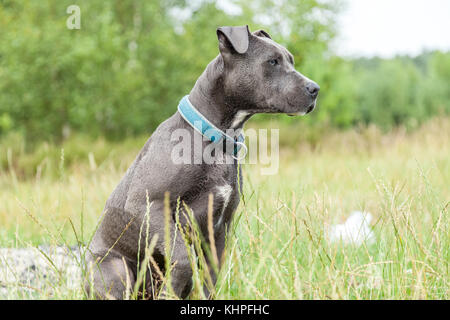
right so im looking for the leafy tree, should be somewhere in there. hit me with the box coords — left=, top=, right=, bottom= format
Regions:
left=0, top=0, right=449, bottom=146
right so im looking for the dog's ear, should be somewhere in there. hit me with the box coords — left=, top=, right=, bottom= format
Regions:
left=217, top=25, right=250, bottom=55
left=253, top=29, right=272, bottom=39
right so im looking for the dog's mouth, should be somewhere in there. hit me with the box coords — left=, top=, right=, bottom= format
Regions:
left=287, top=101, right=316, bottom=117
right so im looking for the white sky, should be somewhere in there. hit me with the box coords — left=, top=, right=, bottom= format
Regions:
left=334, top=0, right=450, bottom=57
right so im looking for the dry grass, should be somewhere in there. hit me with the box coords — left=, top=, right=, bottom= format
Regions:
left=0, top=117, right=448, bottom=299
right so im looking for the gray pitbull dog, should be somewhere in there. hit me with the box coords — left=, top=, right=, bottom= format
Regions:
left=85, top=25, right=319, bottom=299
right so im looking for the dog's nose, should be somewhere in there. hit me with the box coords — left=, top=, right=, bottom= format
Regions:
left=306, top=82, right=320, bottom=98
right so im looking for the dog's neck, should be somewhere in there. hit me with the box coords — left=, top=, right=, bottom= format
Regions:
left=188, top=56, right=252, bottom=132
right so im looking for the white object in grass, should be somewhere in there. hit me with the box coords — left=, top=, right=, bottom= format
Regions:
left=330, top=211, right=375, bottom=245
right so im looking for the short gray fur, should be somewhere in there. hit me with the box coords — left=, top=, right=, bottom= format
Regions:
left=85, top=25, right=319, bottom=299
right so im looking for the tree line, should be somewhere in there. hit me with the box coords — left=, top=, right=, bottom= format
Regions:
left=0, top=0, right=448, bottom=145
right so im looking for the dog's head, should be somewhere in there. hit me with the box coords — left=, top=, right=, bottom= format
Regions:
left=217, top=25, right=319, bottom=116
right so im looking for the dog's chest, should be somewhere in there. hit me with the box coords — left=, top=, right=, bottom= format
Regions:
left=210, top=165, right=241, bottom=230
left=183, top=163, right=241, bottom=231
left=214, top=184, right=233, bottom=227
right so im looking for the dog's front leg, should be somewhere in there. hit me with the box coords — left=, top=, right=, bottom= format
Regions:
left=155, top=216, right=193, bottom=299
left=123, top=197, right=193, bottom=299
left=187, top=192, right=230, bottom=299
left=161, top=236, right=193, bottom=299
left=202, top=226, right=227, bottom=299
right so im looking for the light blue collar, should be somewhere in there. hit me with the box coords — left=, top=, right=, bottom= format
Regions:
left=177, top=95, right=246, bottom=158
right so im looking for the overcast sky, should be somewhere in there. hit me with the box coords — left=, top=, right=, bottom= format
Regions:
left=334, top=0, right=450, bottom=57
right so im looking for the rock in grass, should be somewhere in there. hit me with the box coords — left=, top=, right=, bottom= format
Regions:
left=329, top=211, right=375, bottom=245
left=0, top=245, right=82, bottom=298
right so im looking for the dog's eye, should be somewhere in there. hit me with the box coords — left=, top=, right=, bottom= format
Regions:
left=268, top=59, right=279, bottom=66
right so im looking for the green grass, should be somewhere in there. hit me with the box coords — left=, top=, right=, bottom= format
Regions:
left=0, top=118, right=448, bottom=299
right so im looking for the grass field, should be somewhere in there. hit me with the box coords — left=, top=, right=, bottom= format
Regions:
left=0, top=118, right=448, bottom=299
